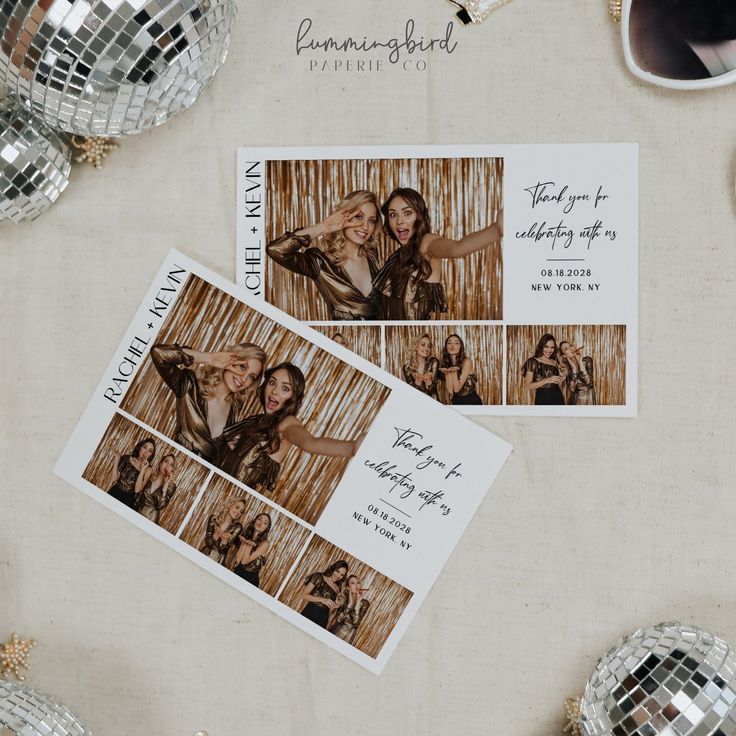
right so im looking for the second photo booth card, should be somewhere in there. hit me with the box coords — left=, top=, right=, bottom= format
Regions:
left=55, top=250, right=512, bottom=673
left=236, top=143, right=638, bottom=417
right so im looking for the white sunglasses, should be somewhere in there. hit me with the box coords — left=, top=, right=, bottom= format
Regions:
left=615, top=0, right=736, bottom=90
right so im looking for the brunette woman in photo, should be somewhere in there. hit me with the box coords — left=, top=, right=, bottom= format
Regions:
left=107, top=437, right=156, bottom=510
left=328, top=575, right=371, bottom=645
left=299, top=560, right=349, bottom=628
left=522, top=333, right=566, bottom=405
left=231, top=512, right=272, bottom=588
left=402, top=333, right=440, bottom=401
left=150, top=342, right=266, bottom=463
left=134, top=452, right=177, bottom=524
left=373, top=187, right=503, bottom=320
left=215, top=363, right=365, bottom=499
left=440, top=334, right=482, bottom=405
left=266, top=190, right=382, bottom=320
left=200, top=498, right=246, bottom=565
left=558, top=340, right=596, bottom=405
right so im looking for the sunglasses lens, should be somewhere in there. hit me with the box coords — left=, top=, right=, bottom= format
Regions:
left=629, top=0, right=736, bottom=80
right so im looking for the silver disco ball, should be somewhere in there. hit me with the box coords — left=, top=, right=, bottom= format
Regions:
left=0, top=0, right=237, bottom=137
left=0, top=679, right=92, bottom=735
left=0, top=97, right=71, bottom=223
left=581, top=622, right=736, bottom=736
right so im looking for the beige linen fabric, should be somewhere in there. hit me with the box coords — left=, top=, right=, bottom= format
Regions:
left=2, top=1, right=736, bottom=734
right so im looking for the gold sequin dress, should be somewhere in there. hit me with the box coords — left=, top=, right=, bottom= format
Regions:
left=267, top=232, right=379, bottom=320
left=565, top=356, right=596, bottom=405
left=151, top=343, right=236, bottom=463
left=329, top=598, right=370, bottom=644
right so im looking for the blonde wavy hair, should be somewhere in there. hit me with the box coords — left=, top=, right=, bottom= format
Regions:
left=215, top=497, right=247, bottom=526
left=197, top=342, right=266, bottom=406
left=408, top=333, right=434, bottom=373
left=322, top=190, right=381, bottom=265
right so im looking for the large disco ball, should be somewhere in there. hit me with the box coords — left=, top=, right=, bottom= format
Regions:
left=581, top=622, right=736, bottom=736
left=0, top=97, right=71, bottom=223
left=0, top=679, right=92, bottom=735
left=0, top=0, right=237, bottom=137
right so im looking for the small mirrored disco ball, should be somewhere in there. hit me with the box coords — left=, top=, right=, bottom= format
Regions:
left=0, top=0, right=237, bottom=137
left=0, top=97, right=71, bottom=223
left=0, top=680, right=92, bottom=735
left=581, top=622, right=736, bottom=736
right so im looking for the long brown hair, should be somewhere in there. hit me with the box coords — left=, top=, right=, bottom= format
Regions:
left=534, top=333, right=557, bottom=359
left=381, top=187, right=432, bottom=286
left=248, top=363, right=307, bottom=454
left=441, top=333, right=467, bottom=369
left=242, top=512, right=272, bottom=544
left=130, top=438, right=156, bottom=460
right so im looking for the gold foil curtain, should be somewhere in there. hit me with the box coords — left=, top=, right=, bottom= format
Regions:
left=278, top=535, right=413, bottom=659
left=266, top=157, right=503, bottom=321
left=506, top=325, right=627, bottom=405
left=121, top=276, right=391, bottom=525
left=178, top=475, right=312, bottom=598
left=82, top=412, right=210, bottom=536
left=384, top=325, right=503, bottom=405
left=310, top=324, right=381, bottom=366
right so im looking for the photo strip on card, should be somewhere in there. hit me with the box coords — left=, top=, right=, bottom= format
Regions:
left=56, top=250, right=512, bottom=672
left=236, top=144, right=638, bottom=416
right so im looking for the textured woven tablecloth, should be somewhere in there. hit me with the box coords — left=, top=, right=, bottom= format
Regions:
left=2, top=1, right=736, bottom=734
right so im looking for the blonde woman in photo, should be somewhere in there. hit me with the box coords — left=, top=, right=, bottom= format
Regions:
left=150, top=342, right=266, bottom=463
left=558, top=340, right=596, bottom=405
left=134, top=453, right=177, bottom=524
left=328, top=574, right=371, bottom=645
left=266, top=190, right=382, bottom=320
left=402, top=333, right=440, bottom=401
left=200, top=498, right=246, bottom=565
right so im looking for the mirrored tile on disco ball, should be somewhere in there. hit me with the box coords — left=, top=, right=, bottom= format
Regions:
left=0, top=97, right=71, bottom=223
left=0, top=0, right=237, bottom=137
left=581, top=622, right=736, bottom=736
left=0, top=680, right=91, bottom=735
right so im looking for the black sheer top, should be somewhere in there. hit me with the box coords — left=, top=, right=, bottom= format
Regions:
left=216, top=414, right=281, bottom=493
left=110, top=455, right=139, bottom=494
left=304, top=572, right=340, bottom=608
left=372, top=250, right=448, bottom=320
left=523, top=357, right=561, bottom=383
left=402, top=357, right=440, bottom=400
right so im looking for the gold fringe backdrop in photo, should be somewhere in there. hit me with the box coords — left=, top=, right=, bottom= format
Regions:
left=82, top=412, right=210, bottom=536
left=278, top=535, right=413, bottom=659
left=506, top=325, right=627, bottom=405
left=121, top=276, right=391, bottom=525
left=266, top=157, right=503, bottom=321
left=310, top=324, right=381, bottom=366
left=385, top=324, right=503, bottom=405
left=179, top=475, right=311, bottom=598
